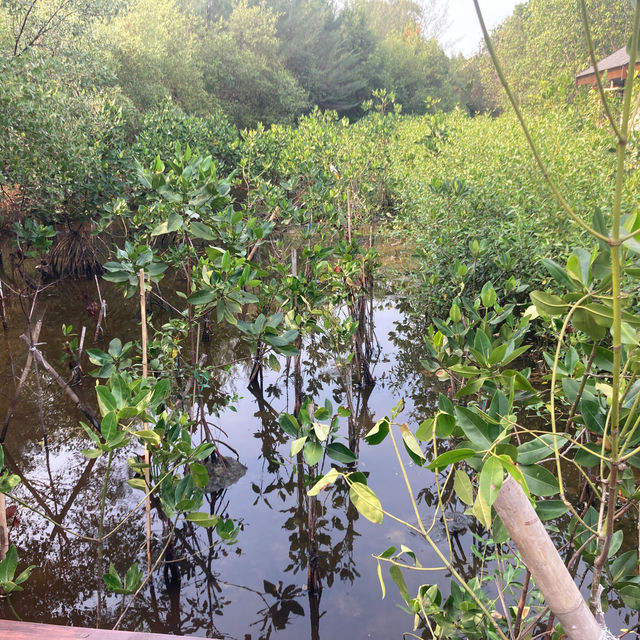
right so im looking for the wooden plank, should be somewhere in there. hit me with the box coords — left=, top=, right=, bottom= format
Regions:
left=0, top=619, right=197, bottom=639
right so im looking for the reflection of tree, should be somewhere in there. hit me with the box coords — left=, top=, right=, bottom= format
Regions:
left=385, top=307, right=445, bottom=423
left=0, top=290, right=488, bottom=638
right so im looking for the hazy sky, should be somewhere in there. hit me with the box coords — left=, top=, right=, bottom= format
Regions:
left=442, top=0, right=523, bottom=57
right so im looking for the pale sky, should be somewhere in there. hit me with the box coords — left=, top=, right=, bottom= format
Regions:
left=441, top=0, right=523, bottom=57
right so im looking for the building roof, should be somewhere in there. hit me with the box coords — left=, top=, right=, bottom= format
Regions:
left=576, top=46, right=629, bottom=78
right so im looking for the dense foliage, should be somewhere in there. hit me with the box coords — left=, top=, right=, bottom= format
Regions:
left=3, top=1, right=640, bottom=638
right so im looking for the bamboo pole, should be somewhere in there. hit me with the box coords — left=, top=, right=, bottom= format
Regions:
left=0, top=493, right=8, bottom=560
left=139, top=269, right=152, bottom=574
left=493, top=476, right=602, bottom=640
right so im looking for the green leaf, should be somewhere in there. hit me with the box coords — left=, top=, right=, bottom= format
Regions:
left=479, top=457, right=503, bottom=506
left=427, top=448, right=476, bottom=472
left=530, top=291, right=568, bottom=317
left=100, top=411, right=118, bottom=442
left=541, top=258, right=578, bottom=291
left=453, top=469, right=474, bottom=506
left=308, top=468, right=339, bottom=496
left=124, top=563, right=142, bottom=593
left=185, top=513, right=220, bottom=528
left=611, top=549, right=639, bottom=583
left=326, top=442, right=356, bottom=464
left=389, top=565, right=410, bottom=604
left=103, top=564, right=123, bottom=592
left=303, top=439, right=323, bottom=466
left=81, top=421, right=101, bottom=444
left=349, top=481, right=383, bottom=524
left=574, top=442, right=602, bottom=467
left=96, top=386, right=117, bottom=417
left=0, top=545, right=18, bottom=582
left=127, top=478, right=147, bottom=491
left=455, top=407, right=493, bottom=450
left=151, top=212, right=183, bottom=236
left=189, top=221, right=216, bottom=241
left=82, top=448, right=103, bottom=459
left=187, top=289, right=216, bottom=305
left=517, top=434, right=567, bottom=465
left=278, top=413, right=300, bottom=437
left=365, top=417, right=390, bottom=445
left=149, top=378, right=171, bottom=407
left=190, top=462, right=209, bottom=488
left=520, top=464, right=559, bottom=497
left=110, top=374, right=129, bottom=410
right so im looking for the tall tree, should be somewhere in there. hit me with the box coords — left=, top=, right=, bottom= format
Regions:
left=201, top=0, right=309, bottom=127
left=99, top=0, right=210, bottom=114
left=468, top=0, right=633, bottom=110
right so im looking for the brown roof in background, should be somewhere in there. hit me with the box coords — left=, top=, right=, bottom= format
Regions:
left=576, top=46, right=629, bottom=78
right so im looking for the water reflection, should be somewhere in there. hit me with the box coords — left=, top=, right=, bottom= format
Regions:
left=1, top=279, right=593, bottom=640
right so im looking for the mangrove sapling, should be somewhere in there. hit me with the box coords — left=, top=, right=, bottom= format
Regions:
left=278, top=399, right=357, bottom=595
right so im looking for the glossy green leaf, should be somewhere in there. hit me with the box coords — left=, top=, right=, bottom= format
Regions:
left=303, top=439, right=323, bottom=466
left=365, top=417, right=390, bottom=445
left=185, top=513, right=220, bottom=528
left=389, top=565, right=410, bottom=604
left=455, top=407, right=493, bottom=450
left=100, top=411, right=118, bottom=442
left=530, top=291, right=568, bottom=316
left=517, top=434, right=567, bottom=465
left=520, top=464, right=559, bottom=497
left=278, top=413, right=300, bottom=437
left=479, top=457, right=503, bottom=506
left=326, top=442, right=356, bottom=464
left=427, top=448, right=476, bottom=471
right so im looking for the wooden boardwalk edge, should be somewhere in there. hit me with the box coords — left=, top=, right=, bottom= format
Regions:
left=0, top=619, right=218, bottom=639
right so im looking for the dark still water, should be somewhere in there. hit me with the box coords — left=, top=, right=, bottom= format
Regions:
left=1, top=277, right=635, bottom=639
left=0, top=277, right=466, bottom=639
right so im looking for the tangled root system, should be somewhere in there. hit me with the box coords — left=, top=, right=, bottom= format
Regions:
left=49, top=224, right=103, bottom=278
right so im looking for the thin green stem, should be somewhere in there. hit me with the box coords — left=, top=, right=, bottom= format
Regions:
left=471, top=0, right=609, bottom=244
left=386, top=428, right=509, bottom=640
left=589, top=2, right=640, bottom=612
left=578, top=0, right=622, bottom=141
